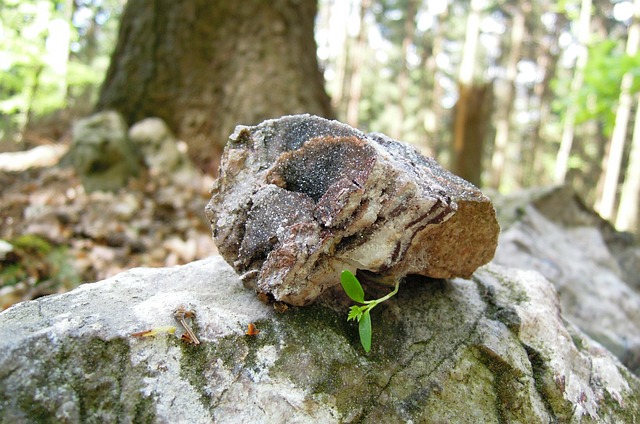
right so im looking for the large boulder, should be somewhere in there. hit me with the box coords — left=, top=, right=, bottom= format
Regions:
left=493, top=185, right=640, bottom=374
left=206, top=114, right=499, bottom=306
left=0, top=256, right=638, bottom=422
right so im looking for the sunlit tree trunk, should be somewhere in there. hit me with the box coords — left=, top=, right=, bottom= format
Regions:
left=528, top=8, right=564, bottom=186
left=452, top=0, right=487, bottom=186
left=616, top=91, right=640, bottom=233
left=554, top=0, right=592, bottom=183
left=391, top=0, right=417, bottom=140
left=490, top=4, right=527, bottom=190
left=345, top=0, right=370, bottom=127
left=421, top=5, right=449, bottom=159
left=596, top=0, right=640, bottom=220
left=327, top=0, right=351, bottom=113
left=96, top=0, right=333, bottom=172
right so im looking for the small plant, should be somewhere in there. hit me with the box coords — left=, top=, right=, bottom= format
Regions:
left=339, top=270, right=399, bottom=353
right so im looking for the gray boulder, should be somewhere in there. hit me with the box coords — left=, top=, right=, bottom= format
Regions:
left=128, top=117, right=199, bottom=186
left=1, top=256, right=638, bottom=422
left=493, top=185, right=640, bottom=374
left=69, top=111, right=142, bottom=192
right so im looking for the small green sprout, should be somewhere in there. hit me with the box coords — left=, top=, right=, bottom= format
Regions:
left=340, top=270, right=399, bottom=352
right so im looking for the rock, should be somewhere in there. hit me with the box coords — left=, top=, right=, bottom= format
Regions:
left=68, top=111, right=142, bottom=192
left=0, top=256, right=638, bottom=422
left=129, top=117, right=199, bottom=186
left=493, top=185, right=640, bottom=375
left=206, top=114, right=499, bottom=306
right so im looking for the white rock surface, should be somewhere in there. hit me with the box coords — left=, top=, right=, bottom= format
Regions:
left=0, top=256, right=638, bottom=422
left=494, top=186, right=640, bottom=374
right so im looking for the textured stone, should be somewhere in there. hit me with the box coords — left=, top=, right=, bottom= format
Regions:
left=205, top=114, right=499, bottom=305
left=0, top=257, right=638, bottom=423
left=128, top=117, right=198, bottom=186
left=493, top=185, right=640, bottom=375
left=69, top=111, right=141, bottom=192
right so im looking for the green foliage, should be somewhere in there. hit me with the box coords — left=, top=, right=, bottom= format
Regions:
left=340, top=270, right=399, bottom=352
left=0, top=0, right=121, bottom=140
left=556, top=39, right=640, bottom=137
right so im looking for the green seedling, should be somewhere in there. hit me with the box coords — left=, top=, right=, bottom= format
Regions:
left=339, top=270, right=399, bottom=352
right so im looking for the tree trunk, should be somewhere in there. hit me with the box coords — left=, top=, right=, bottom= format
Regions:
left=96, top=0, right=334, bottom=172
left=616, top=92, right=640, bottom=233
left=391, top=0, right=417, bottom=141
left=554, top=0, right=592, bottom=183
left=490, top=5, right=527, bottom=190
left=452, top=0, right=488, bottom=186
left=345, top=0, right=370, bottom=128
left=596, top=0, right=640, bottom=220
left=452, top=82, right=493, bottom=186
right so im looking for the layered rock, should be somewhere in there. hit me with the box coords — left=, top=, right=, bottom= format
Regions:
left=206, top=114, right=499, bottom=305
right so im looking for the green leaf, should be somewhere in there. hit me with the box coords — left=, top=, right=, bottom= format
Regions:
left=347, top=305, right=363, bottom=321
left=359, top=310, right=372, bottom=352
left=340, top=270, right=365, bottom=303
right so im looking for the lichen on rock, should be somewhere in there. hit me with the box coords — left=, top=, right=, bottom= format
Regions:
left=206, top=114, right=499, bottom=305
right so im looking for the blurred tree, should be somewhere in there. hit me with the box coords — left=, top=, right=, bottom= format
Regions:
left=598, top=0, right=640, bottom=221
left=96, top=0, right=334, bottom=172
left=345, top=0, right=371, bottom=128
left=490, top=2, right=528, bottom=190
left=451, top=0, right=491, bottom=186
left=554, top=0, right=592, bottom=183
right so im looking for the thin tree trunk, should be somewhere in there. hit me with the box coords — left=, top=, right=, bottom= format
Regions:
left=392, top=0, right=417, bottom=140
left=597, top=0, right=640, bottom=220
left=528, top=10, right=563, bottom=186
left=452, top=0, right=485, bottom=185
left=490, top=5, right=527, bottom=189
left=328, top=0, right=351, bottom=112
left=346, top=0, right=370, bottom=128
left=554, top=0, right=592, bottom=183
left=616, top=92, right=640, bottom=233
left=421, top=5, right=448, bottom=158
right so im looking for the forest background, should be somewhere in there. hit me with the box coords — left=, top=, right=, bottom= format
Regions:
left=1, top=0, right=639, bottom=239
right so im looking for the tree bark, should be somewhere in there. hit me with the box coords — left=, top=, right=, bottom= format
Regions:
left=452, top=82, right=493, bottom=186
left=96, top=0, right=334, bottom=172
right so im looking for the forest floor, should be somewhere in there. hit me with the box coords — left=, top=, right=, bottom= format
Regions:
left=0, top=135, right=218, bottom=310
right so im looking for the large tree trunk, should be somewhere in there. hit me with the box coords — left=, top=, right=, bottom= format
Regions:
left=96, top=0, right=333, bottom=173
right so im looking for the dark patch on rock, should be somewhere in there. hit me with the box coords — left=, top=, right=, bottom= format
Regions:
left=206, top=114, right=500, bottom=305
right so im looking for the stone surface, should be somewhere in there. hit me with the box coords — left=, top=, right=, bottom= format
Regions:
left=493, top=185, right=640, bottom=375
left=1, top=256, right=638, bottom=423
left=68, top=111, right=142, bottom=192
left=128, top=117, right=199, bottom=187
left=206, top=114, right=499, bottom=306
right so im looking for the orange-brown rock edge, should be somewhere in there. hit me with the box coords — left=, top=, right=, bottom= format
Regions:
left=205, top=115, right=499, bottom=305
